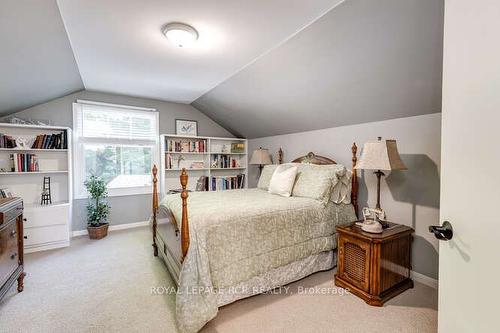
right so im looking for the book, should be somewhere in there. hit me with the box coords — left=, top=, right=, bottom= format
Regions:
left=210, top=174, right=245, bottom=191
left=195, top=176, right=209, bottom=191
left=0, top=133, right=17, bottom=148
left=9, top=153, right=39, bottom=172
left=32, top=130, right=67, bottom=149
left=190, top=161, right=205, bottom=169
left=0, top=188, right=13, bottom=198
left=211, top=154, right=241, bottom=168
left=167, top=138, right=207, bottom=153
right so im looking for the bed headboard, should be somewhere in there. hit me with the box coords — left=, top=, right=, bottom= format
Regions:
left=284, top=144, right=359, bottom=218
left=290, top=152, right=337, bottom=165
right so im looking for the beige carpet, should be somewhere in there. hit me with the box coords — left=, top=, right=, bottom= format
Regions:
left=0, top=227, right=437, bottom=333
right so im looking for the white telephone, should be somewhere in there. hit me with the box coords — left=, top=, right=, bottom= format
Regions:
left=355, top=207, right=387, bottom=233
left=362, top=207, right=386, bottom=222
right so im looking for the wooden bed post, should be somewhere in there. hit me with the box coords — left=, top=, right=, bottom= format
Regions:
left=152, top=165, right=159, bottom=256
left=351, top=143, right=359, bottom=219
left=180, top=168, right=190, bottom=261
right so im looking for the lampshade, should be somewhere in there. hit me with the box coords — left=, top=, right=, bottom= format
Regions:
left=249, top=148, right=272, bottom=165
left=355, top=139, right=407, bottom=171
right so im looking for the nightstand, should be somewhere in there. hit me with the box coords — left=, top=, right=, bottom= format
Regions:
left=335, top=222, right=414, bottom=306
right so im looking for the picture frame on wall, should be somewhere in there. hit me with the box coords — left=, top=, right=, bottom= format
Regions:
left=175, top=119, right=198, bottom=136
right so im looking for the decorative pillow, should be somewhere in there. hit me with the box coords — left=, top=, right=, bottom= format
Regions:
left=291, top=163, right=347, bottom=204
left=257, top=164, right=279, bottom=190
left=331, top=170, right=352, bottom=204
left=268, top=165, right=298, bottom=197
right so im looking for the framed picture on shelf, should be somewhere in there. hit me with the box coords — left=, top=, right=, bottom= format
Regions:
left=175, top=119, right=198, bottom=136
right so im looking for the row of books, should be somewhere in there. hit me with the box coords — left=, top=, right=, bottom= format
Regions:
left=32, top=131, right=68, bottom=149
left=0, top=133, right=16, bottom=148
left=211, top=154, right=240, bottom=169
left=210, top=174, right=245, bottom=191
left=167, top=139, right=207, bottom=153
left=10, top=153, right=39, bottom=172
left=0, top=188, right=13, bottom=198
left=195, top=174, right=246, bottom=191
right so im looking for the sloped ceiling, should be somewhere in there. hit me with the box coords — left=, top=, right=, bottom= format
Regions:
left=1, top=0, right=443, bottom=139
left=56, top=0, right=342, bottom=104
left=0, top=0, right=83, bottom=115
left=193, top=0, right=444, bottom=138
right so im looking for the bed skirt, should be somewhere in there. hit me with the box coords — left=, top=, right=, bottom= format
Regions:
left=154, top=228, right=336, bottom=306
left=215, top=250, right=335, bottom=306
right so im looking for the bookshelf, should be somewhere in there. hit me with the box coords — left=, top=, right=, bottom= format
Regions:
left=160, top=134, right=248, bottom=194
left=0, top=123, right=72, bottom=253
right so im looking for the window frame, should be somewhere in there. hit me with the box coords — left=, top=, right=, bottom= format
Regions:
left=72, top=101, right=159, bottom=199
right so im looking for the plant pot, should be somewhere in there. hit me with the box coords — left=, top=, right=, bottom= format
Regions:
left=87, top=224, right=109, bottom=240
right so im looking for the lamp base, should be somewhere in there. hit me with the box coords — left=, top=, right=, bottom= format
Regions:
left=374, top=170, right=385, bottom=209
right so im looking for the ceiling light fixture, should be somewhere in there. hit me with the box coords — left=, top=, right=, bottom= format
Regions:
left=162, top=22, right=199, bottom=48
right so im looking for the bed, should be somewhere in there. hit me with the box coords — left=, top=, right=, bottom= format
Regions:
left=150, top=145, right=359, bottom=333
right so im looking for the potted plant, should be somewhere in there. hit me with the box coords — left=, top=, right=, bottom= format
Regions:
left=84, top=175, right=110, bottom=239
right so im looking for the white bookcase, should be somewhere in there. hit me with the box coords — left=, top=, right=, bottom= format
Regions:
left=0, top=123, right=72, bottom=253
left=160, top=134, right=247, bottom=194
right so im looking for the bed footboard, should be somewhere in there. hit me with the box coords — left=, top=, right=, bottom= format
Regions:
left=151, top=166, right=190, bottom=261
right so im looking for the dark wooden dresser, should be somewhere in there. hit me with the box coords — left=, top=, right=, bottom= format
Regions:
left=0, top=197, right=25, bottom=301
left=335, top=222, right=413, bottom=306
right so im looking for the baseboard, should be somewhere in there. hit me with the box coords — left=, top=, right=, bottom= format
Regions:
left=25, top=240, right=70, bottom=254
left=108, top=220, right=150, bottom=231
left=411, top=270, right=438, bottom=289
left=72, top=221, right=149, bottom=237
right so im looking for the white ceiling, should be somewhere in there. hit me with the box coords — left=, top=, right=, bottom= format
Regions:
left=57, top=0, right=343, bottom=104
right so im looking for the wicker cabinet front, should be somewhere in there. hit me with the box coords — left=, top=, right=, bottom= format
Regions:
left=338, top=234, right=371, bottom=292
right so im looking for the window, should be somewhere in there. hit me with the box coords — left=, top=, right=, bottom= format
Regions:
left=73, top=101, right=159, bottom=198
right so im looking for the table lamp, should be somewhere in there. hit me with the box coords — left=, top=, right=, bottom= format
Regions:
left=249, top=147, right=272, bottom=174
left=355, top=137, right=407, bottom=210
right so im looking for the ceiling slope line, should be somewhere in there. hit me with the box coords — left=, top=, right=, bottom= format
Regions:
left=187, top=102, right=241, bottom=137
left=55, top=0, right=86, bottom=89
left=191, top=0, right=346, bottom=103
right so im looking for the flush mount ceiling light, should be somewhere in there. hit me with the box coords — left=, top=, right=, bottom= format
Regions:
left=162, top=22, right=199, bottom=47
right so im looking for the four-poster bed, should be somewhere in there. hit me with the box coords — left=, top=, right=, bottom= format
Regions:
left=150, top=143, right=359, bottom=333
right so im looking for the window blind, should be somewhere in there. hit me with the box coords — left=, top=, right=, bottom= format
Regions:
left=79, top=104, right=157, bottom=141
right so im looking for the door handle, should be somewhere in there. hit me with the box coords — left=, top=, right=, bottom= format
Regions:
left=429, top=221, right=453, bottom=241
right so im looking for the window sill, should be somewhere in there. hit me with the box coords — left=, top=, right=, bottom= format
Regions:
left=75, top=186, right=152, bottom=200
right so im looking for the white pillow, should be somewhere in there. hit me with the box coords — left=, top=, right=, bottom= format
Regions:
left=268, top=165, right=298, bottom=197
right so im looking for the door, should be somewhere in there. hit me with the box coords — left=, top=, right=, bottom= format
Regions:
left=338, top=234, right=371, bottom=292
left=439, top=0, right=500, bottom=331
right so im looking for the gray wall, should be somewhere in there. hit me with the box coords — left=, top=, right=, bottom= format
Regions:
left=249, top=113, right=441, bottom=280
left=0, top=0, right=83, bottom=115
left=3, top=90, right=233, bottom=231
left=194, top=0, right=444, bottom=138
